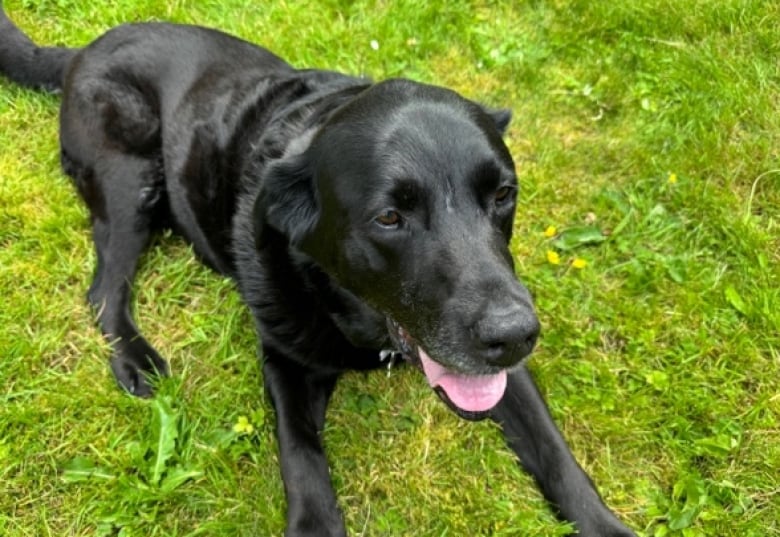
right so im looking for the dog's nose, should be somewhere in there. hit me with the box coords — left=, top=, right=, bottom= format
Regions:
left=474, top=307, right=540, bottom=367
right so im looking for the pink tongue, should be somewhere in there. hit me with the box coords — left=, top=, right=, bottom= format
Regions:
left=418, top=348, right=507, bottom=413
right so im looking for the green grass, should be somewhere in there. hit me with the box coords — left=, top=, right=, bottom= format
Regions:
left=1, top=0, right=778, bottom=535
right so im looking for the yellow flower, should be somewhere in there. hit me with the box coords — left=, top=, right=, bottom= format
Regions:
left=572, top=258, right=588, bottom=269
left=543, top=225, right=557, bottom=237
left=233, top=415, right=254, bottom=435
left=546, top=250, right=561, bottom=265
left=667, top=173, right=678, bottom=184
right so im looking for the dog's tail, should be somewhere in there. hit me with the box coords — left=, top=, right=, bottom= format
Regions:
left=0, top=6, right=79, bottom=91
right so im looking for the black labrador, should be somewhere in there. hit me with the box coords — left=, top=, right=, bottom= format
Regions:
left=0, top=8, right=636, bottom=537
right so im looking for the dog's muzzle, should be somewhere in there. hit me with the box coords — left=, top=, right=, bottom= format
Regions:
left=386, top=318, right=508, bottom=421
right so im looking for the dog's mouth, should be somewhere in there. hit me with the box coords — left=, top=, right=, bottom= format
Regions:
left=386, top=318, right=507, bottom=421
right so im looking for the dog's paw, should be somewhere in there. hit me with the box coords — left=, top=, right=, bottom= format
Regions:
left=572, top=519, right=637, bottom=537
left=110, top=339, right=169, bottom=397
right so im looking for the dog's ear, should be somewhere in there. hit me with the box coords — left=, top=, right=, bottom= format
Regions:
left=484, top=106, right=512, bottom=135
left=253, top=151, right=319, bottom=248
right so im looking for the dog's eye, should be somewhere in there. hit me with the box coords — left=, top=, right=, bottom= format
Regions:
left=375, top=209, right=402, bottom=228
left=494, top=186, right=514, bottom=205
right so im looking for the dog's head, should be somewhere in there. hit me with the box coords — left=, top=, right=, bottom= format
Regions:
left=257, top=79, right=539, bottom=420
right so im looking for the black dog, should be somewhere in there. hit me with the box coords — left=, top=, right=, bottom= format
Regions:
left=0, top=8, right=636, bottom=537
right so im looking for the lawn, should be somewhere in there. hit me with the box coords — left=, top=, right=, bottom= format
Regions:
left=0, top=0, right=778, bottom=536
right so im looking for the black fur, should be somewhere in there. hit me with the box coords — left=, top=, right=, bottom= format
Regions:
left=0, top=8, right=636, bottom=537
left=0, top=8, right=76, bottom=90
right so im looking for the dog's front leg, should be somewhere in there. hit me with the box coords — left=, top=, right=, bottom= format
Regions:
left=263, top=352, right=346, bottom=537
left=490, top=365, right=637, bottom=537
